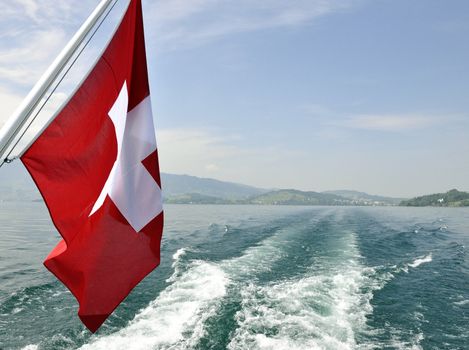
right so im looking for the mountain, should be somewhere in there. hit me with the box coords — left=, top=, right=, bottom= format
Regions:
left=160, top=174, right=403, bottom=206
left=248, top=189, right=349, bottom=206
left=161, top=173, right=267, bottom=200
left=400, top=189, right=469, bottom=207
left=165, top=193, right=233, bottom=204
left=324, top=190, right=404, bottom=205
left=0, top=164, right=432, bottom=207
left=0, top=166, right=266, bottom=202
left=163, top=188, right=401, bottom=206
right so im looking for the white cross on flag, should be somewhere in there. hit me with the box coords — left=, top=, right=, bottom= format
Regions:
left=21, top=0, right=164, bottom=333
left=89, top=81, right=162, bottom=232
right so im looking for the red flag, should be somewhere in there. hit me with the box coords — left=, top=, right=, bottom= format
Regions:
left=21, top=0, right=163, bottom=333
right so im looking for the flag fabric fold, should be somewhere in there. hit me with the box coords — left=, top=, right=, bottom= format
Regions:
left=21, top=0, right=163, bottom=333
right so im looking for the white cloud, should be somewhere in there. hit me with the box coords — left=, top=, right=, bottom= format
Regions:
left=157, top=128, right=243, bottom=175
left=0, top=0, right=123, bottom=155
left=0, top=0, right=96, bottom=26
left=329, top=114, right=457, bottom=132
left=302, top=102, right=467, bottom=133
left=0, top=88, right=23, bottom=128
left=15, top=0, right=40, bottom=22
left=0, top=30, right=69, bottom=88
left=345, top=114, right=434, bottom=131
left=205, top=163, right=220, bottom=172
left=0, top=0, right=99, bottom=88
left=146, top=0, right=217, bottom=23
left=0, top=0, right=363, bottom=95
left=145, top=0, right=360, bottom=51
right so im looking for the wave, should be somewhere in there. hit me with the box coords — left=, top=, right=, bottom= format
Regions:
left=228, top=271, right=372, bottom=349
left=408, top=254, right=432, bottom=268
left=80, top=260, right=228, bottom=350
left=76, top=217, right=316, bottom=348
left=388, top=331, right=424, bottom=350
left=375, top=252, right=433, bottom=278
left=0, top=282, right=71, bottom=317
left=78, top=211, right=433, bottom=349
left=172, top=247, right=187, bottom=261
left=5, top=206, right=469, bottom=350
left=454, top=299, right=469, bottom=306
left=228, top=229, right=378, bottom=350
left=79, top=214, right=382, bottom=350
left=80, top=227, right=292, bottom=349
left=220, top=228, right=287, bottom=280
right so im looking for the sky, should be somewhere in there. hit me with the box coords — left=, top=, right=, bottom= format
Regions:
left=0, top=0, right=468, bottom=197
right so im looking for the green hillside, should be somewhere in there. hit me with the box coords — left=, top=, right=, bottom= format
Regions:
left=248, top=189, right=349, bottom=206
left=161, top=173, right=266, bottom=199
left=400, top=189, right=469, bottom=207
left=164, top=193, right=234, bottom=204
left=324, top=190, right=404, bottom=205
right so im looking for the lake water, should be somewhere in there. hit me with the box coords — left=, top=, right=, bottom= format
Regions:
left=1, top=203, right=468, bottom=349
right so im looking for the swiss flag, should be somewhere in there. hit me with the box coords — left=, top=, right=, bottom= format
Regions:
left=21, top=0, right=163, bottom=333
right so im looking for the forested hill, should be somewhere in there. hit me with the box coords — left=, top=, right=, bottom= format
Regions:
left=248, top=189, right=348, bottom=205
left=399, top=189, right=469, bottom=207
left=161, top=173, right=267, bottom=199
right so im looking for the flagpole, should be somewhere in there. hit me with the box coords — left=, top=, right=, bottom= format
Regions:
left=0, top=0, right=116, bottom=165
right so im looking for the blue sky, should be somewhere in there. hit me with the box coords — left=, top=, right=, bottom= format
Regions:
left=0, top=0, right=468, bottom=197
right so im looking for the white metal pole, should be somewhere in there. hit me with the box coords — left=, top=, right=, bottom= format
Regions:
left=0, top=0, right=115, bottom=162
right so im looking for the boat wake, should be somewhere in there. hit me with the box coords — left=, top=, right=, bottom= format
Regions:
left=80, top=214, right=387, bottom=350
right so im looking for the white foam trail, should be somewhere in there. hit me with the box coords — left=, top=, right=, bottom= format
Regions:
left=21, top=346, right=38, bottom=350
left=389, top=331, right=424, bottom=350
left=80, top=261, right=228, bottom=350
left=221, top=233, right=286, bottom=279
left=409, top=254, right=432, bottom=268
left=81, top=230, right=288, bottom=350
left=380, top=253, right=434, bottom=276
left=228, top=231, right=375, bottom=350
left=80, top=215, right=386, bottom=350
left=172, top=247, right=186, bottom=261
left=166, top=247, right=189, bottom=283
